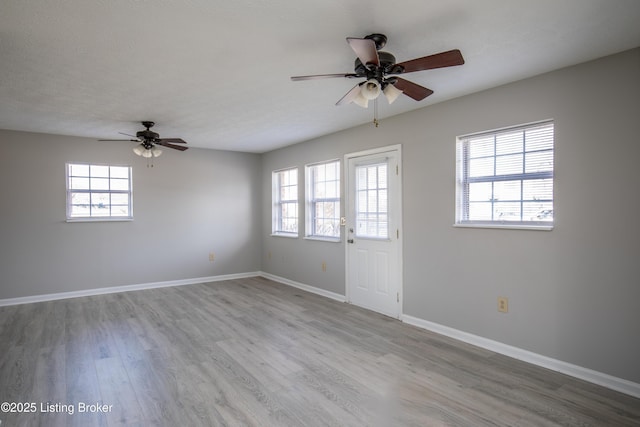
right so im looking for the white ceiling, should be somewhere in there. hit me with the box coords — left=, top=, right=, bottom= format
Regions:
left=1, top=1, right=639, bottom=153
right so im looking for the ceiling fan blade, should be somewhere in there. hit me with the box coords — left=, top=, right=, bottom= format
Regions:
left=393, top=49, right=465, bottom=74
left=157, top=138, right=187, bottom=144
left=156, top=141, right=188, bottom=151
left=291, top=73, right=359, bottom=81
left=98, top=139, right=139, bottom=142
left=347, top=37, right=379, bottom=67
left=118, top=132, right=137, bottom=138
left=335, top=83, right=363, bottom=106
left=393, top=78, right=434, bottom=101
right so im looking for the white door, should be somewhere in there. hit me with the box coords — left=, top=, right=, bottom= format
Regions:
left=345, top=145, right=402, bottom=318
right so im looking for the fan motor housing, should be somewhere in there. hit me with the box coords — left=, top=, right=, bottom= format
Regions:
left=355, top=51, right=397, bottom=74
left=136, top=130, right=160, bottom=140
left=354, top=51, right=400, bottom=86
left=136, top=121, right=159, bottom=141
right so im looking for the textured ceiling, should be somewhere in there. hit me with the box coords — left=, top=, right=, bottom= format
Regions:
left=1, top=0, right=639, bottom=153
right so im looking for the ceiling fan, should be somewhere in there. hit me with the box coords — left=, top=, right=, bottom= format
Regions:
left=291, top=33, right=464, bottom=115
left=99, top=121, right=188, bottom=159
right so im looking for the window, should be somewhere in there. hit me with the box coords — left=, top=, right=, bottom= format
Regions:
left=306, top=160, right=340, bottom=240
left=356, top=161, right=389, bottom=238
left=272, top=167, right=298, bottom=236
left=66, top=163, right=132, bottom=221
left=456, top=120, right=554, bottom=229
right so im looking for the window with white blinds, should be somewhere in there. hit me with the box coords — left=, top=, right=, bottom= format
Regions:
left=455, top=120, right=554, bottom=229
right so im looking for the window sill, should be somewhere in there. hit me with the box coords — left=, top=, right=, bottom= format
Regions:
left=270, top=233, right=299, bottom=239
left=304, top=236, right=341, bottom=243
left=453, top=223, right=553, bottom=231
left=66, top=217, right=133, bottom=223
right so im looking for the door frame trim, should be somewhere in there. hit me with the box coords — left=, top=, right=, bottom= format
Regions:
left=344, top=144, right=403, bottom=318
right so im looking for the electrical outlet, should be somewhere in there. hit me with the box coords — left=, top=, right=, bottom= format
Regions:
left=498, top=297, right=509, bottom=313
left=209, top=253, right=215, bottom=262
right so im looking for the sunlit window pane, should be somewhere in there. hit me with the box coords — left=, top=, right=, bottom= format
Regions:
left=355, top=161, right=388, bottom=239
left=66, top=163, right=132, bottom=221
left=306, top=160, right=340, bottom=238
left=273, top=167, right=299, bottom=235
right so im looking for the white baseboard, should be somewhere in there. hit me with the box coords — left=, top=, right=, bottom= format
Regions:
left=258, top=271, right=347, bottom=303
left=402, top=314, right=640, bottom=399
left=0, top=272, right=261, bottom=307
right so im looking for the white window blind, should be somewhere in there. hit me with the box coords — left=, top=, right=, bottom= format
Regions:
left=456, top=121, right=554, bottom=228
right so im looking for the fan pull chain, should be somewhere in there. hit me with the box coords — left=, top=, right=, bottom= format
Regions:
left=373, top=97, right=380, bottom=127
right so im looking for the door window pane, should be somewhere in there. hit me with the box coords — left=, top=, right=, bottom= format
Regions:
left=355, top=162, right=388, bottom=239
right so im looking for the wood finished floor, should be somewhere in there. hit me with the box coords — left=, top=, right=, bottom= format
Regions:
left=1, top=277, right=639, bottom=427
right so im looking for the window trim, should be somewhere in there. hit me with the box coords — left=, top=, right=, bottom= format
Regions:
left=271, top=166, right=299, bottom=237
left=66, top=162, right=133, bottom=222
left=455, top=120, right=554, bottom=230
left=305, top=159, right=341, bottom=242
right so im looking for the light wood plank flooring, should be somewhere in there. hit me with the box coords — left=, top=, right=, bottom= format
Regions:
left=1, top=277, right=639, bottom=426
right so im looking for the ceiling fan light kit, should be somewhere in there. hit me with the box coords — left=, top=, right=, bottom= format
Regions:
left=291, top=33, right=464, bottom=126
left=133, top=144, right=163, bottom=158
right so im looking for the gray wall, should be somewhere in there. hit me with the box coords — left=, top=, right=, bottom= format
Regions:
left=0, top=130, right=262, bottom=299
left=261, top=48, right=640, bottom=384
